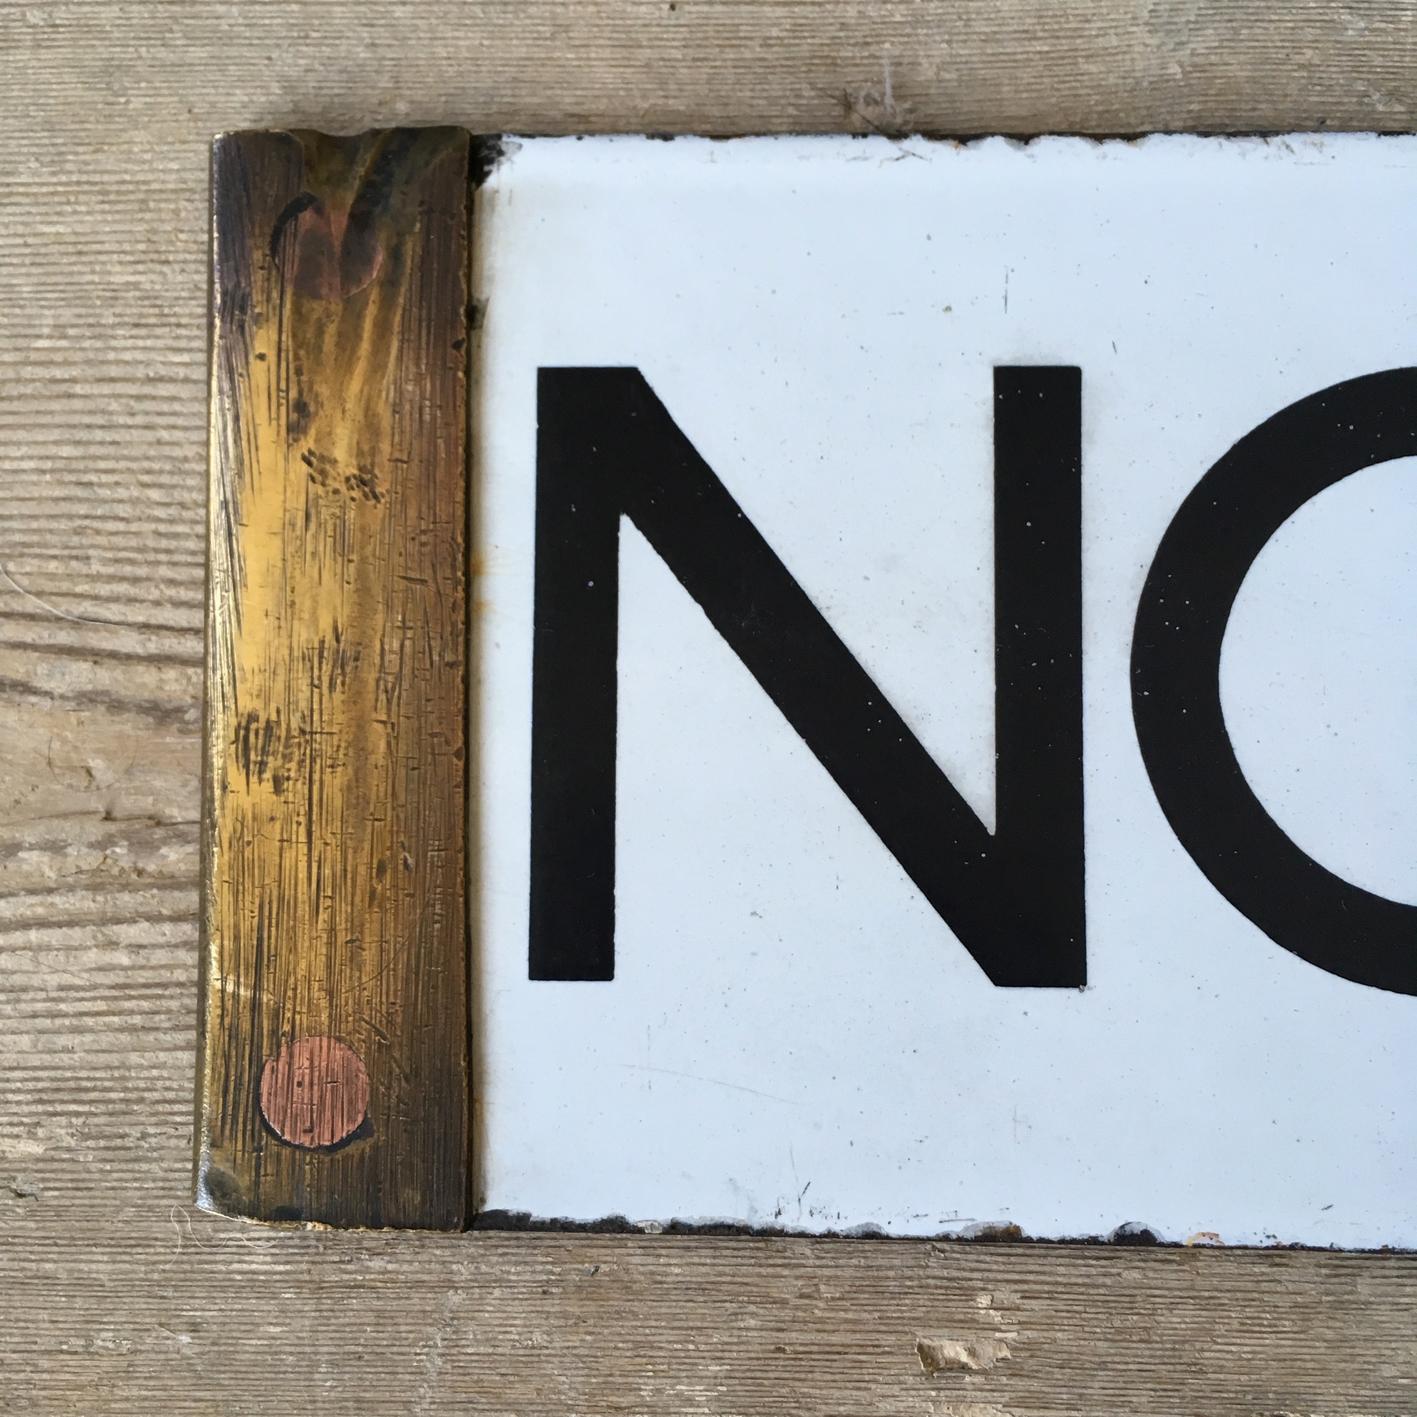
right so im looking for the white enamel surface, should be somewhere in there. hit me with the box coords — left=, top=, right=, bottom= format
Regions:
left=1224, top=456, right=1417, bottom=904
left=472, top=135, right=1417, bottom=1245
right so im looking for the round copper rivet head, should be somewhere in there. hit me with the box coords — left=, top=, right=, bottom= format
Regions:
left=259, top=1036, right=370, bottom=1149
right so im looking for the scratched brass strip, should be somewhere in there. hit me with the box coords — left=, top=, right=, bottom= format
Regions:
left=196, top=128, right=469, bottom=1228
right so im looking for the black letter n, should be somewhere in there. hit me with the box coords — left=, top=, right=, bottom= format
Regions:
left=530, top=368, right=1084, bottom=986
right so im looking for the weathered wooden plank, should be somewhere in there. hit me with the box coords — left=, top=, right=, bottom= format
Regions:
left=196, top=129, right=469, bottom=1228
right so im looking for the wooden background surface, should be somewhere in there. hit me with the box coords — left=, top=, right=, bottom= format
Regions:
left=2, top=3, right=1416, bottom=1412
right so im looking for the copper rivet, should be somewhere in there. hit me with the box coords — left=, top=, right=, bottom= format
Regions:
left=259, top=1035, right=370, bottom=1149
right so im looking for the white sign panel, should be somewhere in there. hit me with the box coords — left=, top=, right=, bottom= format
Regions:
left=471, top=135, right=1417, bottom=1246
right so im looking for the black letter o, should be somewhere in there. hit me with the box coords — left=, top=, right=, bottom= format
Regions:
left=1133, top=368, right=1417, bottom=995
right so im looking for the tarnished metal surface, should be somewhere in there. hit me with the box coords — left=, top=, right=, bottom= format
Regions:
left=196, top=129, right=469, bottom=1229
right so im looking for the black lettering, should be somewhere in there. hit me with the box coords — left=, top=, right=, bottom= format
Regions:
left=531, top=368, right=1085, bottom=985
left=1132, top=368, right=1417, bottom=995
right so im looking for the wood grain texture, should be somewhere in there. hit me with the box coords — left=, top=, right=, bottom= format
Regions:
left=199, top=129, right=469, bottom=1227
left=2, top=1, right=1417, bottom=1410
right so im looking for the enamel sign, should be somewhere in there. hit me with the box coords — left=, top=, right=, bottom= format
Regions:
left=470, top=135, right=1416, bottom=1245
